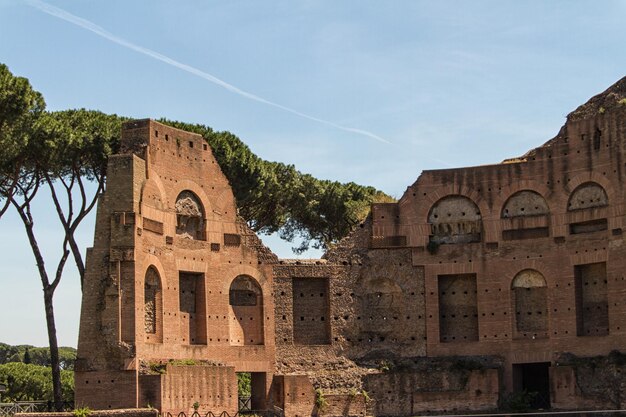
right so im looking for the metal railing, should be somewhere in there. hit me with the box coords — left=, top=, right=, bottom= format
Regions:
left=0, top=401, right=73, bottom=416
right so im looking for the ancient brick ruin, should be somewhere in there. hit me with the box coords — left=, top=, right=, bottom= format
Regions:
left=76, top=77, right=626, bottom=416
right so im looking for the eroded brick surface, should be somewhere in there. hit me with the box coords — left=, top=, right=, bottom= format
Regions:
left=77, top=79, right=626, bottom=416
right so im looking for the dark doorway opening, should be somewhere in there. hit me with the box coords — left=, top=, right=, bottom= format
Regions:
left=237, top=372, right=266, bottom=412
left=512, top=362, right=551, bottom=409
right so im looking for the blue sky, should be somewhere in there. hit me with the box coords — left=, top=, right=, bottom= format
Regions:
left=1, top=0, right=625, bottom=347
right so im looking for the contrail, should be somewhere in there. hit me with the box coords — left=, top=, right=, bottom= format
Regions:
left=25, top=0, right=391, bottom=144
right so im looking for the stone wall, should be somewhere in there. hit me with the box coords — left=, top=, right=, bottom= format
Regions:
left=75, top=79, right=626, bottom=416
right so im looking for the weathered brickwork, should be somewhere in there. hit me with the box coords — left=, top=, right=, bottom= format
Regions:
left=77, top=78, right=626, bottom=416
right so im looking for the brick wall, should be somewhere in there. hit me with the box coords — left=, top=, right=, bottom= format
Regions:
left=76, top=84, right=626, bottom=415
left=437, top=274, right=479, bottom=342
left=160, top=365, right=237, bottom=415
left=292, top=278, right=330, bottom=345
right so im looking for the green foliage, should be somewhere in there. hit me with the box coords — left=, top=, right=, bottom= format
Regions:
left=237, top=372, right=251, bottom=397
left=22, top=349, right=31, bottom=364
left=500, top=390, right=537, bottom=412
left=0, top=362, right=74, bottom=402
left=1, top=64, right=392, bottom=254
left=159, top=118, right=394, bottom=253
left=192, top=401, right=199, bottom=411
left=43, top=109, right=124, bottom=181
left=0, top=343, right=76, bottom=370
left=169, top=359, right=197, bottom=366
left=314, top=388, right=327, bottom=410
left=619, top=98, right=626, bottom=106
left=361, top=390, right=371, bottom=403
left=378, top=360, right=393, bottom=372
left=599, top=106, right=606, bottom=114
left=73, top=407, right=91, bottom=417
left=0, top=63, right=45, bottom=168
left=0, top=63, right=46, bottom=213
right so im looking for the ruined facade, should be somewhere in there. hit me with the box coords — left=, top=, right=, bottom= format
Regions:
left=76, top=78, right=626, bottom=416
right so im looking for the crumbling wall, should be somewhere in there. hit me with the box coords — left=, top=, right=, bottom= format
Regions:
left=363, top=357, right=501, bottom=416
left=553, top=352, right=626, bottom=409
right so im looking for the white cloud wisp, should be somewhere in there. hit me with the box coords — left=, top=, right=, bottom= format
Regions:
left=25, top=0, right=391, bottom=144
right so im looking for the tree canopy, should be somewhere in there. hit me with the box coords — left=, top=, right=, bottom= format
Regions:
left=0, top=362, right=74, bottom=402
left=158, top=119, right=395, bottom=252
left=0, top=343, right=77, bottom=370
left=0, top=63, right=45, bottom=217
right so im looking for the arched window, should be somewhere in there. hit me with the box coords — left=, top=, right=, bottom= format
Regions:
left=175, top=191, right=205, bottom=240
left=428, top=195, right=482, bottom=244
left=502, top=190, right=549, bottom=218
left=229, top=275, right=264, bottom=346
left=568, top=182, right=608, bottom=211
left=144, top=267, right=163, bottom=343
left=511, top=270, right=547, bottom=338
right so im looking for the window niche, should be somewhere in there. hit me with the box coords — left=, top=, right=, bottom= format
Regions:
left=175, top=191, right=206, bottom=240
left=511, top=269, right=548, bottom=339
left=438, top=274, right=478, bottom=342
left=292, top=278, right=331, bottom=345
left=144, top=267, right=163, bottom=343
left=575, top=262, right=609, bottom=336
left=568, top=182, right=608, bottom=211
left=428, top=196, right=482, bottom=245
left=568, top=183, right=608, bottom=235
left=179, top=272, right=207, bottom=345
left=501, top=191, right=550, bottom=240
left=229, top=275, right=264, bottom=346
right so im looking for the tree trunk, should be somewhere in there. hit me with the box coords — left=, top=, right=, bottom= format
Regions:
left=14, top=198, right=64, bottom=411
left=43, top=286, right=63, bottom=411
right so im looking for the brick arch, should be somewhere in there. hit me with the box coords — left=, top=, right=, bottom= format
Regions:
left=567, top=182, right=609, bottom=211
left=221, top=265, right=268, bottom=293
left=510, top=268, right=549, bottom=338
left=501, top=190, right=550, bottom=218
left=492, top=180, right=552, bottom=217
left=398, top=185, right=490, bottom=226
left=426, top=191, right=483, bottom=244
left=228, top=274, right=264, bottom=346
left=499, top=261, right=556, bottom=289
left=560, top=172, right=617, bottom=214
left=142, top=257, right=167, bottom=344
left=170, top=179, right=214, bottom=221
left=142, top=254, right=168, bottom=288
left=511, top=269, right=547, bottom=289
left=140, top=175, right=169, bottom=210
left=420, top=185, right=488, bottom=219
